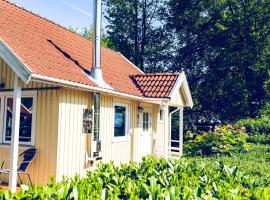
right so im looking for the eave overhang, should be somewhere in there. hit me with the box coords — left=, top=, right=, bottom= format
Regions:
left=0, top=39, right=32, bottom=84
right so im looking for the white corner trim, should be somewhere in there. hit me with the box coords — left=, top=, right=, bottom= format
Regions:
left=117, top=52, right=145, bottom=74
left=0, top=39, right=32, bottom=84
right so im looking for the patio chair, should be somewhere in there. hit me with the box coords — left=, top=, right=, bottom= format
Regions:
left=0, top=148, right=37, bottom=186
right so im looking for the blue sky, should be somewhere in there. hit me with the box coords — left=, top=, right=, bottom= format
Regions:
left=10, top=0, right=100, bottom=31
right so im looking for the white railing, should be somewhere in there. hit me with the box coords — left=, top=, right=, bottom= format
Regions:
left=168, top=139, right=181, bottom=158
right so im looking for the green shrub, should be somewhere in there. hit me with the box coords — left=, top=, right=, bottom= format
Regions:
left=259, top=102, right=270, bottom=116
left=235, top=116, right=270, bottom=135
left=1, top=156, right=270, bottom=199
left=247, top=134, right=270, bottom=145
left=184, top=125, right=250, bottom=156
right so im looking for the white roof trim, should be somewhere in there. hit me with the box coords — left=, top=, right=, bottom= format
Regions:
left=31, top=73, right=170, bottom=102
left=0, top=39, right=32, bottom=83
left=169, top=73, right=184, bottom=97
left=169, top=72, right=193, bottom=108
left=0, top=38, right=192, bottom=106
left=181, top=74, right=194, bottom=108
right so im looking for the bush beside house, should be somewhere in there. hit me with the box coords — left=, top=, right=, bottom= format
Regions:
left=0, top=156, right=270, bottom=199
left=184, top=125, right=250, bottom=156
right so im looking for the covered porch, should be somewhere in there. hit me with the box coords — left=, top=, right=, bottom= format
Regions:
left=0, top=40, right=57, bottom=192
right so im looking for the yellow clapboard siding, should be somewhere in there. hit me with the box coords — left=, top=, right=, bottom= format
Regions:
left=100, top=96, right=141, bottom=164
left=0, top=89, right=60, bottom=184
left=56, top=88, right=92, bottom=181
left=0, top=55, right=165, bottom=184
left=0, top=57, right=50, bottom=89
left=0, top=58, right=60, bottom=184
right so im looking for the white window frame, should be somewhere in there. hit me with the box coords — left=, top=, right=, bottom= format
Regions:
left=112, top=102, right=129, bottom=143
left=0, top=91, right=37, bottom=146
left=143, top=112, right=150, bottom=131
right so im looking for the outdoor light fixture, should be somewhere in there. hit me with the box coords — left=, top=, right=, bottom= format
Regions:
left=137, top=105, right=144, bottom=113
left=160, top=100, right=166, bottom=109
left=0, top=82, right=5, bottom=90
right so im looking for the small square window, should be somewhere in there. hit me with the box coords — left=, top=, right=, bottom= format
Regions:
left=159, top=109, right=164, bottom=122
left=113, top=103, right=129, bottom=142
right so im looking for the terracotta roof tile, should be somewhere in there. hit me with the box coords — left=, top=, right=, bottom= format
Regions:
left=0, top=0, right=182, bottom=98
left=130, top=73, right=180, bottom=98
left=0, top=0, right=143, bottom=96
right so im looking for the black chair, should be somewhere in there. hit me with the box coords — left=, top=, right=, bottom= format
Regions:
left=0, top=148, right=37, bottom=186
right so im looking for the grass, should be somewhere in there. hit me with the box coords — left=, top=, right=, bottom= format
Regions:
left=187, top=144, right=270, bottom=183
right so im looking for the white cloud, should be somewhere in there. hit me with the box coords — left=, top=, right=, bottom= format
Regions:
left=63, top=0, right=93, bottom=18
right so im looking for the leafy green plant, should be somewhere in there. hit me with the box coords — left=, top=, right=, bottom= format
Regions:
left=247, top=134, right=270, bottom=145
left=235, top=116, right=270, bottom=135
left=184, top=125, right=250, bottom=156
left=1, top=151, right=270, bottom=199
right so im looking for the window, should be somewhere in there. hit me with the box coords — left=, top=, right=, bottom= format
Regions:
left=113, top=103, right=129, bottom=141
left=159, top=109, right=164, bottom=123
left=143, top=112, right=150, bottom=131
left=1, top=92, right=36, bottom=146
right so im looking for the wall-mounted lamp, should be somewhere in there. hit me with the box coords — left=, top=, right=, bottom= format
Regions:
left=137, top=106, right=144, bottom=113
left=0, top=82, right=5, bottom=90
left=160, top=101, right=166, bottom=110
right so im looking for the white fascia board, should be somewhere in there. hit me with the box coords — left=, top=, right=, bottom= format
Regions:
left=168, top=73, right=185, bottom=98
left=182, top=75, right=194, bottom=108
left=0, top=39, right=32, bottom=83
left=31, top=74, right=172, bottom=103
left=31, top=73, right=169, bottom=103
left=169, top=72, right=193, bottom=108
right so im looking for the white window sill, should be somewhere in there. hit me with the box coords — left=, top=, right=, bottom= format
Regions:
left=0, top=144, right=34, bottom=150
left=112, top=137, right=129, bottom=143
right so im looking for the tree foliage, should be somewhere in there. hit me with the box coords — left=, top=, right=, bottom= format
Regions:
left=105, top=0, right=270, bottom=122
left=104, top=0, right=170, bottom=72
left=68, top=26, right=112, bottom=47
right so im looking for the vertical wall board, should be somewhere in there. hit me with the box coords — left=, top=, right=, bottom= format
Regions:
left=0, top=57, right=60, bottom=184
left=55, top=88, right=92, bottom=181
left=0, top=90, right=60, bottom=184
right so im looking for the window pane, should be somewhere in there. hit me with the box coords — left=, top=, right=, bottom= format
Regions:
left=143, top=112, right=149, bottom=131
left=159, top=110, right=164, bottom=121
left=5, top=97, right=33, bottom=143
left=114, top=106, right=126, bottom=137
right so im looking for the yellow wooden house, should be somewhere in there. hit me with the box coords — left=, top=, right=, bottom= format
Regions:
left=0, top=0, right=193, bottom=191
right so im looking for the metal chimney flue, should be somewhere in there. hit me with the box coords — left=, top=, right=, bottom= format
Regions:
left=91, top=0, right=109, bottom=88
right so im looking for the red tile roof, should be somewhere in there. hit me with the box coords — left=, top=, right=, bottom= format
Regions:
left=0, top=0, right=180, bottom=98
left=131, top=73, right=180, bottom=98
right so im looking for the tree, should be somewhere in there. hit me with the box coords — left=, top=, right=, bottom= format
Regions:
left=104, top=0, right=170, bottom=72
left=165, top=0, right=270, bottom=121
left=68, top=26, right=112, bottom=47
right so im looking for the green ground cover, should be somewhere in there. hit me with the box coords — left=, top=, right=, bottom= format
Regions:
left=0, top=144, right=269, bottom=199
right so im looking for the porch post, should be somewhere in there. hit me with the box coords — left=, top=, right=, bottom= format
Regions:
left=9, top=75, right=22, bottom=192
left=179, top=107, right=184, bottom=156
left=164, top=105, right=169, bottom=158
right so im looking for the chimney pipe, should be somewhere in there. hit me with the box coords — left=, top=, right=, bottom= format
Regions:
left=91, top=0, right=108, bottom=88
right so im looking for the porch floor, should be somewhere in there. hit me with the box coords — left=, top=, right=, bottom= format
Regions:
left=0, top=182, right=21, bottom=192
